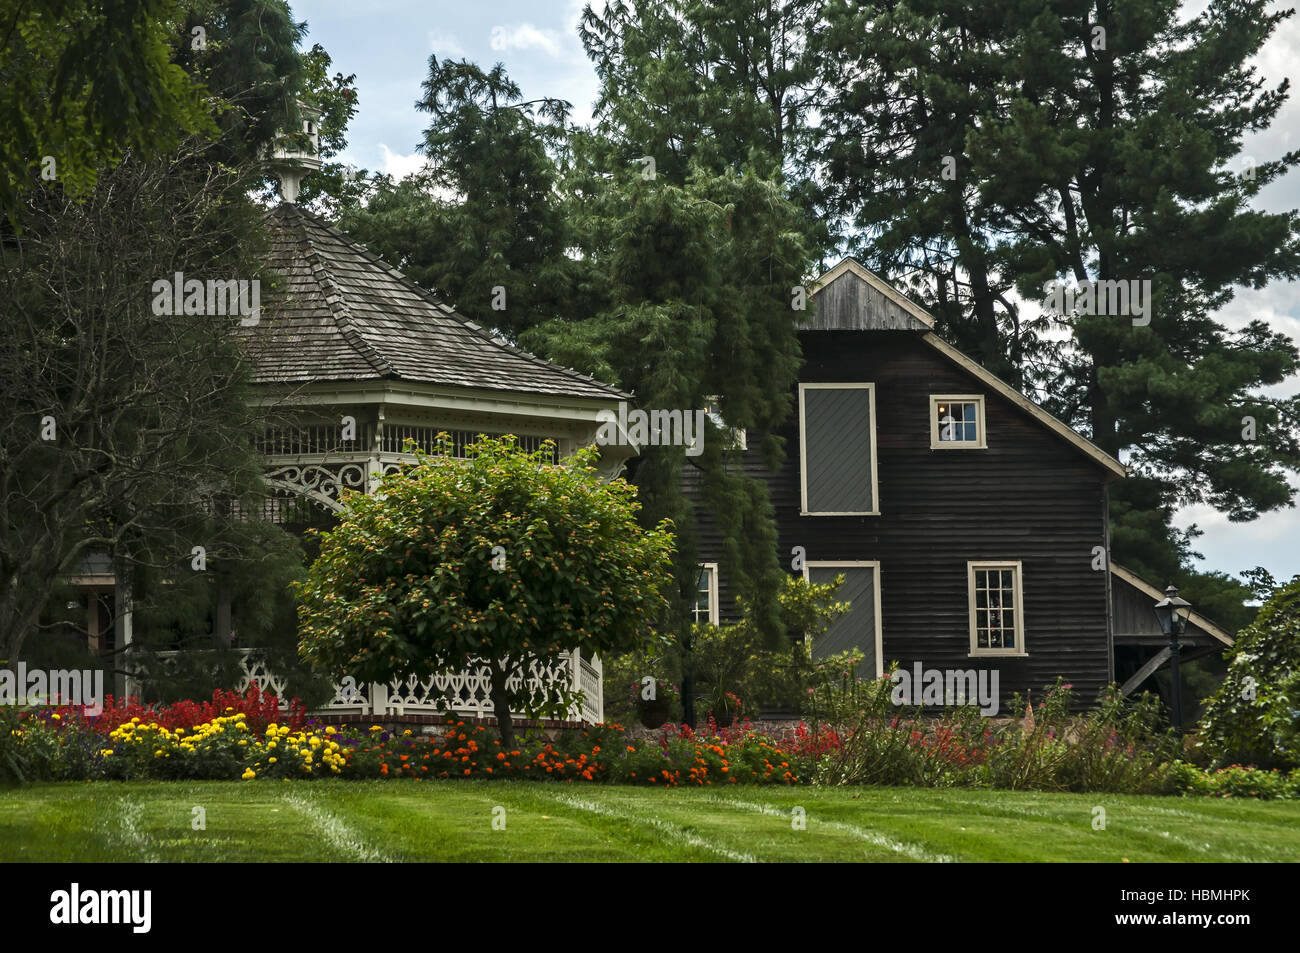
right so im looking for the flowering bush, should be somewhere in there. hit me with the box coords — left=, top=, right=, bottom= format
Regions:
left=49, top=685, right=306, bottom=735
left=1172, top=763, right=1300, bottom=799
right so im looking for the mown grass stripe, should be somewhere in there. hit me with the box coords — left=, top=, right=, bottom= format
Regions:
left=280, top=790, right=394, bottom=863
left=545, top=792, right=758, bottom=863
left=700, top=793, right=955, bottom=862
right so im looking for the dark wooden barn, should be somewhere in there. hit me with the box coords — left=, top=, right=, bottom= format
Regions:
left=684, top=259, right=1227, bottom=712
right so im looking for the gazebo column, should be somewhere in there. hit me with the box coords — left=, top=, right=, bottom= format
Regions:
left=366, top=405, right=386, bottom=493
left=114, top=566, right=134, bottom=699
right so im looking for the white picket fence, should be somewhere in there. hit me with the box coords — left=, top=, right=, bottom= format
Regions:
left=144, top=648, right=603, bottom=724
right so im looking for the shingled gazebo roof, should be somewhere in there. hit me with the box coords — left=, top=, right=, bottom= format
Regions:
left=244, top=203, right=627, bottom=401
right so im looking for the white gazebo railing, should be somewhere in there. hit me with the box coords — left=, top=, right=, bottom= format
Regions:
left=142, top=648, right=603, bottom=724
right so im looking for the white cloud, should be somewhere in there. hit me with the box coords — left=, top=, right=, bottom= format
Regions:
left=488, top=23, right=564, bottom=57
left=379, top=144, right=427, bottom=180
left=427, top=30, right=468, bottom=60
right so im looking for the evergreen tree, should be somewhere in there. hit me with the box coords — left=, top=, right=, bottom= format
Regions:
left=815, top=0, right=1300, bottom=601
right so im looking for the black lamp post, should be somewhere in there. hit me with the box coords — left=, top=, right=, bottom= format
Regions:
left=1152, top=584, right=1192, bottom=733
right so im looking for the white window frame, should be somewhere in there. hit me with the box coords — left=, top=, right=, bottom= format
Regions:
left=694, top=562, right=720, bottom=626
left=798, top=382, right=879, bottom=516
left=802, top=560, right=884, bottom=677
left=930, top=394, right=987, bottom=450
left=967, top=560, right=1027, bottom=657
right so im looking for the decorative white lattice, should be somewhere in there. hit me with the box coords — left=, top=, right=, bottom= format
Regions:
left=217, top=649, right=602, bottom=723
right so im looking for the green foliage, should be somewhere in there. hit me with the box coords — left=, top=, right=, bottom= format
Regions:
left=1198, top=574, right=1300, bottom=768
left=295, top=435, right=676, bottom=739
left=338, top=49, right=816, bottom=646
left=0, top=708, right=30, bottom=784
left=687, top=574, right=847, bottom=716
left=175, top=0, right=307, bottom=165
left=601, top=632, right=683, bottom=726
left=813, top=0, right=1300, bottom=584
left=1169, top=762, right=1300, bottom=800
left=526, top=162, right=811, bottom=642
left=0, top=0, right=213, bottom=217
left=0, top=146, right=290, bottom=663
left=805, top=675, right=1181, bottom=794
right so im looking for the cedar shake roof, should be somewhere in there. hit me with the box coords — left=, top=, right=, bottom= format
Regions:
left=243, top=203, right=627, bottom=401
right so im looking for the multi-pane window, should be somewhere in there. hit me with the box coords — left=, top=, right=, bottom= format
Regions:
left=930, top=395, right=986, bottom=449
left=968, top=561, right=1026, bottom=655
left=693, top=563, right=719, bottom=625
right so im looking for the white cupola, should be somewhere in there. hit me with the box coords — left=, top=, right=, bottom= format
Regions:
left=270, top=102, right=323, bottom=203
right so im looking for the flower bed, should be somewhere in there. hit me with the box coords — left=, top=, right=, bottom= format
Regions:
left=1, top=704, right=799, bottom=786
left=4, top=683, right=1295, bottom=797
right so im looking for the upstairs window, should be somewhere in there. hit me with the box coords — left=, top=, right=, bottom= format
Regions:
left=931, top=395, right=986, bottom=449
left=799, top=383, right=878, bottom=515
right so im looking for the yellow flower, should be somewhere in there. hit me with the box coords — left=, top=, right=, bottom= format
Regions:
left=268, top=757, right=277, bottom=763
left=241, top=768, right=256, bottom=780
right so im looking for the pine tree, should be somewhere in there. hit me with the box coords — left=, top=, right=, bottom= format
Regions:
left=815, top=0, right=1300, bottom=597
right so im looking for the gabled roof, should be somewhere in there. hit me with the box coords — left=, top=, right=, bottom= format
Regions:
left=808, top=258, right=1127, bottom=479
left=1110, top=564, right=1234, bottom=646
left=244, top=204, right=627, bottom=402
left=808, top=258, right=936, bottom=330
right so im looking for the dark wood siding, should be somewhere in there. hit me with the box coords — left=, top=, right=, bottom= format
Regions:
left=684, top=330, right=1114, bottom=711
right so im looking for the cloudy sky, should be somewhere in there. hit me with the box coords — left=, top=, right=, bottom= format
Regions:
left=291, top=0, right=1300, bottom=585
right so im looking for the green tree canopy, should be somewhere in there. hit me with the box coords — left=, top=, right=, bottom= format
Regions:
left=295, top=436, right=676, bottom=748
left=812, top=0, right=1300, bottom=610
left=1198, top=573, right=1300, bottom=768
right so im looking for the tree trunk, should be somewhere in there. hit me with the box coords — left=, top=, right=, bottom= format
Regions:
left=489, top=660, right=516, bottom=751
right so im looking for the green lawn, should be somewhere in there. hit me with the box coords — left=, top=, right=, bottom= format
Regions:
left=1, top=781, right=1296, bottom=862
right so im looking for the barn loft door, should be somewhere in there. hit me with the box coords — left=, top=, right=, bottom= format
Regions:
left=805, top=561, right=883, bottom=678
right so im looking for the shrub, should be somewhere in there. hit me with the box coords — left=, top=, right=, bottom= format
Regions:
left=295, top=435, right=675, bottom=750
left=686, top=574, right=846, bottom=717
left=1197, top=574, right=1300, bottom=769
left=796, top=674, right=1181, bottom=794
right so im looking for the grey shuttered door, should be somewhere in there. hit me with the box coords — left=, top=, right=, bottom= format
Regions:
left=803, top=387, right=874, bottom=512
left=808, top=565, right=878, bottom=676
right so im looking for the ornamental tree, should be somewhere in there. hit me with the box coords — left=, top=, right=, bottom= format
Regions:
left=294, top=435, right=676, bottom=748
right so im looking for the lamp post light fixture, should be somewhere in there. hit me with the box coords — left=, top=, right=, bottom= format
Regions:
left=1153, top=584, right=1193, bottom=734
